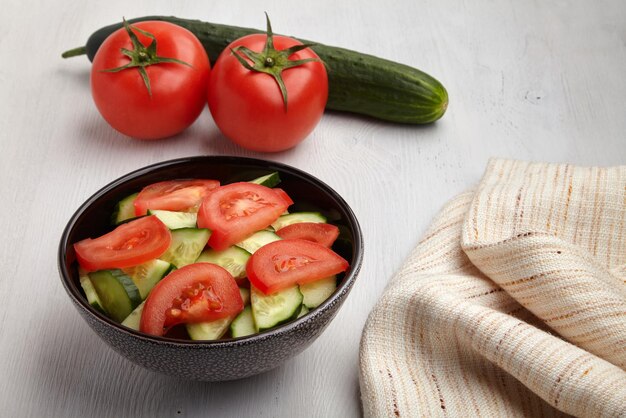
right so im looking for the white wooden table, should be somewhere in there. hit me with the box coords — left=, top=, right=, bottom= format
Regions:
left=1, top=1, right=624, bottom=416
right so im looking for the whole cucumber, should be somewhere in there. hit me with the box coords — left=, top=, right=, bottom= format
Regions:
left=63, top=16, right=448, bottom=124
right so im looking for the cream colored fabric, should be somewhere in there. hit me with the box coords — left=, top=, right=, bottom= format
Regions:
left=360, top=159, right=626, bottom=417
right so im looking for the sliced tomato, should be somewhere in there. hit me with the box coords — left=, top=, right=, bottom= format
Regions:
left=134, top=179, right=220, bottom=216
left=74, top=215, right=171, bottom=272
left=140, top=263, right=243, bottom=337
left=197, top=182, right=293, bottom=250
left=276, top=223, right=340, bottom=248
left=246, top=239, right=349, bottom=294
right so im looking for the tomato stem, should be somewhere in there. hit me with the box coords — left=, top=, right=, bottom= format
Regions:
left=100, top=18, right=193, bottom=97
left=229, top=12, right=322, bottom=110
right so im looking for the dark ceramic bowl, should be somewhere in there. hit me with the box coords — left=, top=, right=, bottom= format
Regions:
left=58, top=156, right=363, bottom=381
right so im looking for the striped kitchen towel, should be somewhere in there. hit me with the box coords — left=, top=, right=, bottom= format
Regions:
left=360, top=159, right=626, bottom=417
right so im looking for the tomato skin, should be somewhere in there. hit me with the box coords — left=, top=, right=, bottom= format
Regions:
left=197, top=183, right=293, bottom=250
left=91, top=21, right=210, bottom=140
left=276, top=222, right=340, bottom=248
left=140, top=263, right=243, bottom=337
left=133, top=179, right=220, bottom=216
left=207, top=35, right=328, bottom=152
left=74, top=216, right=171, bottom=272
left=246, top=239, right=349, bottom=294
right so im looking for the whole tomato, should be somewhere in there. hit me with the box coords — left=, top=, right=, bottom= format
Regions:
left=91, top=21, right=210, bottom=140
left=207, top=18, right=328, bottom=152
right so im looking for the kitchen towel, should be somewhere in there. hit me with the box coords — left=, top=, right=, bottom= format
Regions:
left=360, top=159, right=626, bottom=417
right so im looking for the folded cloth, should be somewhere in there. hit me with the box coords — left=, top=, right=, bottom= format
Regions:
left=360, top=159, right=626, bottom=417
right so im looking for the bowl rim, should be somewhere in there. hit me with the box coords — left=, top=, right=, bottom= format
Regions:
left=58, top=155, right=364, bottom=348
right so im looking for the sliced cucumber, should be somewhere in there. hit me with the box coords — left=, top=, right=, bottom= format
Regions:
left=160, top=228, right=210, bottom=268
left=297, top=305, right=310, bottom=318
left=230, top=306, right=256, bottom=338
left=122, top=259, right=172, bottom=299
left=186, top=317, right=232, bottom=341
left=111, top=193, right=138, bottom=225
left=249, top=172, right=281, bottom=188
left=236, top=230, right=281, bottom=254
left=300, top=276, right=337, bottom=309
left=147, top=210, right=197, bottom=229
left=79, top=270, right=105, bottom=314
left=121, top=301, right=145, bottom=331
left=251, top=286, right=303, bottom=331
left=89, top=270, right=141, bottom=322
left=271, top=212, right=327, bottom=230
left=196, top=246, right=250, bottom=279
left=239, top=287, right=251, bottom=306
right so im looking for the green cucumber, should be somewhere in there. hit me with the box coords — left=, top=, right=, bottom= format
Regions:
left=121, top=301, right=145, bottom=331
left=63, top=16, right=448, bottom=124
left=271, top=212, right=327, bottom=231
left=300, top=276, right=337, bottom=309
left=249, top=172, right=281, bottom=188
left=230, top=306, right=256, bottom=338
left=88, top=270, right=142, bottom=322
left=251, top=286, right=303, bottom=331
left=160, top=228, right=210, bottom=268
left=186, top=317, right=232, bottom=341
left=111, top=193, right=138, bottom=225
left=236, top=230, right=281, bottom=254
left=79, top=270, right=105, bottom=314
left=122, top=259, right=172, bottom=299
left=297, top=305, right=310, bottom=318
left=148, top=210, right=197, bottom=229
left=196, top=246, right=250, bottom=279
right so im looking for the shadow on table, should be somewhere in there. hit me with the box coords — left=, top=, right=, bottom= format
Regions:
left=34, top=316, right=287, bottom=417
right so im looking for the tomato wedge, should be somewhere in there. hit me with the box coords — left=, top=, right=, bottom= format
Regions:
left=246, top=239, right=349, bottom=294
left=197, top=182, right=293, bottom=250
left=140, top=263, right=243, bottom=337
left=134, top=179, right=220, bottom=216
left=74, top=215, right=171, bottom=272
left=276, top=223, right=340, bottom=248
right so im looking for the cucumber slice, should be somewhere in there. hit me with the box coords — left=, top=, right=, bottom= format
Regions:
left=122, top=259, right=172, bottom=299
left=297, top=305, right=310, bottom=318
left=249, top=172, right=281, bottom=188
left=79, top=271, right=105, bottom=314
left=89, top=270, right=141, bottom=322
left=186, top=317, right=232, bottom=341
left=160, top=228, right=210, bottom=268
left=239, top=287, right=251, bottom=306
left=196, top=246, right=250, bottom=279
left=111, top=193, right=138, bottom=225
left=251, top=286, right=303, bottom=331
left=271, top=212, right=327, bottom=230
left=300, top=276, right=337, bottom=309
left=148, top=210, right=197, bottom=229
left=230, top=306, right=256, bottom=338
left=236, top=230, right=281, bottom=254
left=121, top=301, right=145, bottom=331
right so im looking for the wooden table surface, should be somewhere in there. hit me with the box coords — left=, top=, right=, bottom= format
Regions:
left=1, top=1, right=624, bottom=417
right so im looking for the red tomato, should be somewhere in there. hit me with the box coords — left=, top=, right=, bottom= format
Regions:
left=197, top=183, right=293, bottom=250
left=140, top=263, right=243, bottom=336
left=133, top=179, right=220, bottom=216
left=91, top=21, right=210, bottom=140
left=207, top=34, right=328, bottom=152
left=246, top=239, right=349, bottom=294
left=74, top=215, right=171, bottom=271
left=276, top=222, right=340, bottom=248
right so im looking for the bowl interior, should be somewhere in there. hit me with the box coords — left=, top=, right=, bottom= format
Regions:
left=59, top=156, right=362, bottom=343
